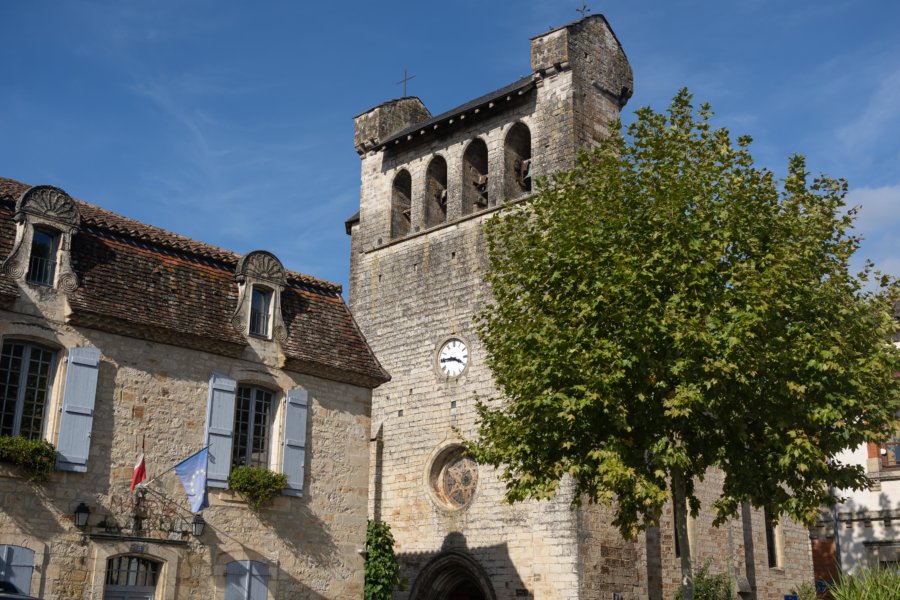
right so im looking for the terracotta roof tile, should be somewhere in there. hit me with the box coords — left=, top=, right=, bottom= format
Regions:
left=0, top=177, right=389, bottom=388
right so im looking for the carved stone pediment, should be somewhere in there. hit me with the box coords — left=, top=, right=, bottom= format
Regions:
left=234, top=250, right=286, bottom=286
left=15, top=185, right=81, bottom=228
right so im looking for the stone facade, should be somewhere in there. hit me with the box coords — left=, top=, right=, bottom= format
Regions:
left=0, top=178, right=388, bottom=599
left=348, top=14, right=813, bottom=600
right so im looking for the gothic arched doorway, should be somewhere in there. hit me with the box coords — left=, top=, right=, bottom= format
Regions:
left=409, top=550, right=495, bottom=600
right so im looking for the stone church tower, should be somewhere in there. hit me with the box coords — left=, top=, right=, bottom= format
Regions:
left=347, top=14, right=812, bottom=600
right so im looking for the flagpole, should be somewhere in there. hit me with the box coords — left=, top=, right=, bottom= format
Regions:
left=137, top=446, right=210, bottom=489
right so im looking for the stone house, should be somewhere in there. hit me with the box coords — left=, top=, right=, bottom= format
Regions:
left=0, top=177, right=389, bottom=599
left=347, top=14, right=813, bottom=600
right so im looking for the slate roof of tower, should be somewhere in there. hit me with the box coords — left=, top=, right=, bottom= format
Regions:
left=376, top=76, right=535, bottom=150
left=0, top=176, right=390, bottom=388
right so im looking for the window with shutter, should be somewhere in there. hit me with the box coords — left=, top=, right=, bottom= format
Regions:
left=0, top=341, right=56, bottom=440
left=0, top=545, right=35, bottom=596
left=225, top=560, right=268, bottom=600
left=56, top=346, right=101, bottom=472
left=282, top=388, right=308, bottom=497
left=205, top=374, right=237, bottom=488
left=232, top=385, right=273, bottom=469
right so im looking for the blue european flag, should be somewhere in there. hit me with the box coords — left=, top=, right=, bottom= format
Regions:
left=174, top=447, right=210, bottom=513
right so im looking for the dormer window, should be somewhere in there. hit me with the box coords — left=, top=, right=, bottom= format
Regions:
left=1, top=185, right=81, bottom=293
left=232, top=250, right=289, bottom=342
left=26, top=229, right=59, bottom=286
left=249, top=287, right=272, bottom=337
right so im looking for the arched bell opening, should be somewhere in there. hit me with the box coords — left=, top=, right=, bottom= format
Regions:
left=424, top=156, right=448, bottom=228
left=391, top=169, right=412, bottom=239
left=462, top=139, right=489, bottom=215
left=503, top=122, right=532, bottom=199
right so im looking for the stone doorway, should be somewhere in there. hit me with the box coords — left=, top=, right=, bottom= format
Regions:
left=448, top=581, right=486, bottom=600
left=103, top=555, right=160, bottom=600
left=409, top=550, right=494, bottom=600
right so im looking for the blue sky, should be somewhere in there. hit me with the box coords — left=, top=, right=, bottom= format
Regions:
left=1, top=1, right=897, bottom=295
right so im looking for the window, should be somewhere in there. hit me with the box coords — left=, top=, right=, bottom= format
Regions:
left=26, top=229, right=59, bottom=286
left=0, top=341, right=56, bottom=439
left=225, top=560, right=268, bottom=600
left=232, top=251, right=287, bottom=342
left=671, top=498, right=694, bottom=558
left=105, top=555, right=160, bottom=598
left=231, top=385, right=273, bottom=468
left=881, top=426, right=900, bottom=470
left=764, top=508, right=783, bottom=568
left=205, top=375, right=307, bottom=496
left=249, top=287, right=272, bottom=337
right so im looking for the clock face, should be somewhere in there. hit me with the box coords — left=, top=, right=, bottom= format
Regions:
left=438, top=338, right=468, bottom=377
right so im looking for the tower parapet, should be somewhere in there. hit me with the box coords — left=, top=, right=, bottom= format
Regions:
left=354, top=97, right=432, bottom=155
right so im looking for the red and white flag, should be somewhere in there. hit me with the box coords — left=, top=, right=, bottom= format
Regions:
left=130, top=453, right=146, bottom=491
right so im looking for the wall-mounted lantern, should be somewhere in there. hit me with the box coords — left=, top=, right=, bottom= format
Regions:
left=192, top=514, right=205, bottom=537
left=74, top=503, right=90, bottom=527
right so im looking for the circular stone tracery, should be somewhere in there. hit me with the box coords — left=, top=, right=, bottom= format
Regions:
left=430, top=446, right=478, bottom=509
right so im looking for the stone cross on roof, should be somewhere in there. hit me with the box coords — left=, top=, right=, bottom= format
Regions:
left=577, top=1, right=591, bottom=17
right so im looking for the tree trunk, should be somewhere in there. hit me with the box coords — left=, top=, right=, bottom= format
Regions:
left=672, top=471, right=694, bottom=600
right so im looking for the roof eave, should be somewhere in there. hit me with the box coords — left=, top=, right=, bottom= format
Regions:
left=375, top=78, right=536, bottom=152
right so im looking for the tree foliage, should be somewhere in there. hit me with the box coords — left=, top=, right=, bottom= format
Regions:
left=364, top=520, right=401, bottom=600
left=469, top=89, right=900, bottom=538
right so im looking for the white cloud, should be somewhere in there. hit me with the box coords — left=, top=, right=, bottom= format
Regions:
left=847, top=184, right=900, bottom=235
left=847, top=184, right=900, bottom=277
left=838, top=67, right=900, bottom=153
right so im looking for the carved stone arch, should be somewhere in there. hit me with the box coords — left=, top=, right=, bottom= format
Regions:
left=235, top=250, right=286, bottom=287
left=232, top=250, right=288, bottom=341
left=409, top=550, right=496, bottom=600
left=15, top=185, right=81, bottom=228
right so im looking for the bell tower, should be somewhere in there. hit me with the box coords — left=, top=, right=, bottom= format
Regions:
left=348, top=15, right=639, bottom=600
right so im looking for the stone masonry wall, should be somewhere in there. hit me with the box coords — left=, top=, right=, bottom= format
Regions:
left=0, top=308, right=370, bottom=600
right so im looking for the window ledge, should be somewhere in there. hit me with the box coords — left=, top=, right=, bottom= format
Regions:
left=867, top=470, right=900, bottom=482
left=0, top=462, right=24, bottom=479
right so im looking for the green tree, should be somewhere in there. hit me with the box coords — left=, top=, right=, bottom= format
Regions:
left=365, top=520, right=401, bottom=600
left=468, top=89, right=900, bottom=600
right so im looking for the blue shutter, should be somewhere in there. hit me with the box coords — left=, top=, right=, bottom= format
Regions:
left=205, top=373, right=236, bottom=489
left=0, top=545, right=34, bottom=595
left=225, top=560, right=248, bottom=600
left=282, top=388, right=308, bottom=497
left=248, top=561, right=268, bottom=600
left=225, top=560, right=268, bottom=600
left=56, top=347, right=101, bottom=472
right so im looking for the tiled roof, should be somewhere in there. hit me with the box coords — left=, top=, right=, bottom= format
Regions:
left=376, top=76, right=535, bottom=151
left=0, top=177, right=389, bottom=388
